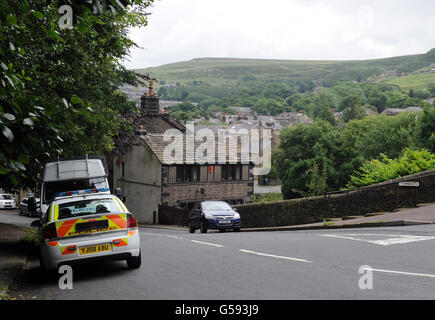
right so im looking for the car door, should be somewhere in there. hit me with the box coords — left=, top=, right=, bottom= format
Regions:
left=20, top=198, right=28, bottom=215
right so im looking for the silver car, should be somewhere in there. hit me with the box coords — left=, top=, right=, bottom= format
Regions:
left=0, top=194, right=16, bottom=209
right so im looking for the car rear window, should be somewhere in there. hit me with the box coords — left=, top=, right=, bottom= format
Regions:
left=57, top=198, right=122, bottom=220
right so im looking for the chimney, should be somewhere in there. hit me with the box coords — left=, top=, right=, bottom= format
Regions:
left=140, top=79, right=160, bottom=114
left=141, top=94, right=160, bottom=115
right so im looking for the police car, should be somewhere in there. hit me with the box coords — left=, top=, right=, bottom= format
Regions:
left=33, top=188, right=141, bottom=271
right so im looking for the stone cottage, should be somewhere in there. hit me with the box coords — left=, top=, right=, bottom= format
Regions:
left=113, top=92, right=255, bottom=224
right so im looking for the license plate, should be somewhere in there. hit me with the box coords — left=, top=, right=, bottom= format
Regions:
left=79, top=243, right=111, bottom=255
left=218, top=220, right=232, bottom=224
left=76, top=220, right=109, bottom=233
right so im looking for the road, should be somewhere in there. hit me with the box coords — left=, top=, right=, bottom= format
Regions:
left=2, top=209, right=435, bottom=299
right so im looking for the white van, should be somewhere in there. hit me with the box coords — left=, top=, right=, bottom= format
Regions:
left=40, top=156, right=110, bottom=215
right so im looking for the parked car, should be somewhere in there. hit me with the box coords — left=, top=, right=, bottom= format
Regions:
left=19, top=197, right=41, bottom=217
left=188, top=201, right=241, bottom=233
left=0, top=194, right=16, bottom=209
left=31, top=189, right=141, bottom=271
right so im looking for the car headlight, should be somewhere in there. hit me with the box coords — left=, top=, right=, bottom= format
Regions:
left=233, top=213, right=240, bottom=220
left=204, top=213, right=215, bottom=219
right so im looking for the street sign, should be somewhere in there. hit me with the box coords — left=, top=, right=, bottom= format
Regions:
left=399, top=181, right=419, bottom=187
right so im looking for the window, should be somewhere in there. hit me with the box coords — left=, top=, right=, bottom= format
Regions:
left=43, top=178, right=109, bottom=203
left=221, top=164, right=243, bottom=181
left=221, top=165, right=229, bottom=180
left=57, top=198, right=121, bottom=220
left=176, top=165, right=201, bottom=183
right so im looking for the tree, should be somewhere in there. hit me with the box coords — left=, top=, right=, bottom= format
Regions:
left=252, top=98, right=285, bottom=116
left=313, top=105, right=336, bottom=125
left=347, top=148, right=435, bottom=188
left=0, top=0, right=154, bottom=190
left=306, top=162, right=328, bottom=196
left=428, top=83, right=435, bottom=97
left=415, top=107, right=435, bottom=152
left=276, top=120, right=352, bottom=199
left=341, top=96, right=366, bottom=122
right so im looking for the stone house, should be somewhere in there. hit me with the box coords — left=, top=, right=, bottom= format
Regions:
left=275, top=112, right=313, bottom=127
left=113, top=93, right=255, bottom=224
left=381, top=107, right=422, bottom=116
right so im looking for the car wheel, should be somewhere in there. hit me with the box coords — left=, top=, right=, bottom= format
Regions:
left=19, top=209, right=22, bottom=215
left=127, top=252, right=141, bottom=269
left=39, top=253, right=48, bottom=272
left=200, top=220, right=208, bottom=234
left=188, top=222, right=195, bottom=234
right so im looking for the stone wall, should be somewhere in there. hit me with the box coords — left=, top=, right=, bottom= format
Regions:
left=233, top=169, right=435, bottom=228
left=159, top=205, right=190, bottom=226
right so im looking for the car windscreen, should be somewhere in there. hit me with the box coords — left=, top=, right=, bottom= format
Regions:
left=43, top=177, right=108, bottom=203
left=57, top=198, right=121, bottom=220
left=202, top=202, right=232, bottom=211
left=0, top=195, right=13, bottom=200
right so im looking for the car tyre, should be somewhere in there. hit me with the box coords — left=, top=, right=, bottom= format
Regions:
left=188, top=222, right=195, bottom=234
left=200, top=220, right=208, bottom=234
left=39, top=253, right=49, bottom=272
left=127, top=252, right=142, bottom=269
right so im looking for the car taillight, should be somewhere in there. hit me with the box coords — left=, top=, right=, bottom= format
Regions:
left=127, top=214, right=138, bottom=229
left=42, top=223, right=57, bottom=240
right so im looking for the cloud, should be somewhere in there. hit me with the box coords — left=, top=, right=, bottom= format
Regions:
left=123, top=0, right=435, bottom=69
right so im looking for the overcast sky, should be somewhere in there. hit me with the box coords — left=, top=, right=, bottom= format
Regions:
left=122, top=0, right=435, bottom=69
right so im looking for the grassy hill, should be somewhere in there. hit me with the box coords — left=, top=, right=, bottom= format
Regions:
left=385, top=73, right=435, bottom=91
left=135, top=49, right=435, bottom=89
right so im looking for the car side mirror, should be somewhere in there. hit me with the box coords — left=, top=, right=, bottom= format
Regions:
left=31, top=220, right=42, bottom=228
left=232, top=207, right=238, bottom=212
left=114, top=188, right=126, bottom=202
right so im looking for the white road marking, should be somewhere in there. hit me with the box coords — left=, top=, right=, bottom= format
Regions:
left=191, top=240, right=223, bottom=247
left=142, top=232, right=165, bottom=236
left=166, top=235, right=183, bottom=240
left=239, top=249, right=312, bottom=263
left=362, top=267, right=435, bottom=279
left=321, top=233, right=435, bottom=246
left=142, top=232, right=184, bottom=240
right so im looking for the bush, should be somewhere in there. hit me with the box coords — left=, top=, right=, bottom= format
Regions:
left=346, top=148, right=435, bottom=188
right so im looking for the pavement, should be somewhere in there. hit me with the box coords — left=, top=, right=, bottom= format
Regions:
left=0, top=221, right=37, bottom=300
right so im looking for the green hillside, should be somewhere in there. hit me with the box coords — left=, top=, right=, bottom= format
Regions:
left=135, top=48, right=435, bottom=88
left=385, top=73, right=435, bottom=91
